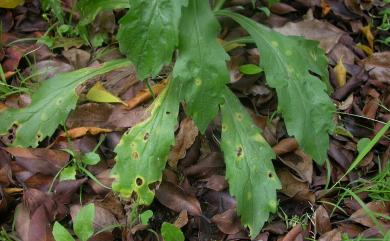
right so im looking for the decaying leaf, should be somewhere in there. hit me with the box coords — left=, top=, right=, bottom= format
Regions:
left=125, top=80, right=167, bottom=110
left=168, top=117, right=198, bottom=169
left=155, top=181, right=202, bottom=216
left=334, top=57, right=347, bottom=87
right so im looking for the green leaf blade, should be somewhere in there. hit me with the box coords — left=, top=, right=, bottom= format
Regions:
left=218, top=11, right=335, bottom=164
left=112, top=80, right=179, bottom=204
left=173, top=0, right=230, bottom=132
left=161, top=222, right=184, bottom=241
left=220, top=88, right=281, bottom=238
left=59, top=165, right=76, bottom=181
left=0, top=59, right=131, bottom=147
left=77, top=0, right=130, bottom=26
left=118, top=0, right=188, bottom=80
left=74, top=204, right=95, bottom=241
left=53, top=222, right=75, bottom=241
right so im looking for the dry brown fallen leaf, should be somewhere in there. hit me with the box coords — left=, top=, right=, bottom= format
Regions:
left=125, top=80, right=167, bottom=110
left=273, top=19, right=345, bottom=53
left=211, top=208, right=242, bottom=235
left=173, top=210, right=189, bottom=228
left=279, top=149, right=313, bottom=183
left=363, top=51, right=390, bottom=84
left=315, top=205, right=332, bottom=235
left=155, top=181, right=202, bottom=216
left=168, top=117, right=198, bottom=169
left=4, top=147, right=69, bottom=176
left=277, top=168, right=315, bottom=203
left=60, top=127, right=112, bottom=139
left=350, top=201, right=390, bottom=228
left=318, top=229, right=342, bottom=241
left=272, top=137, right=299, bottom=156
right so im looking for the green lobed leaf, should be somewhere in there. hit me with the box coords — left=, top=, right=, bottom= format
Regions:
left=74, top=204, right=95, bottom=241
left=220, top=88, right=281, bottom=238
left=112, top=79, right=180, bottom=204
left=0, top=59, right=131, bottom=148
left=82, top=152, right=101, bottom=166
left=161, top=222, right=184, bottom=241
left=140, top=210, right=153, bottom=225
left=118, top=0, right=188, bottom=80
left=53, top=222, right=75, bottom=241
left=173, top=0, right=230, bottom=132
left=59, top=165, right=76, bottom=181
left=41, top=0, right=64, bottom=24
left=77, top=0, right=130, bottom=26
left=217, top=11, right=335, bottom=164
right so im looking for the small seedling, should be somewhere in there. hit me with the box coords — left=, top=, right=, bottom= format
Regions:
left=53, top=203, right=95, bottom=241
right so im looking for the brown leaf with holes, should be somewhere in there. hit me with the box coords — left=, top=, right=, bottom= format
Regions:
left=168, top=117, right=198, bottom=169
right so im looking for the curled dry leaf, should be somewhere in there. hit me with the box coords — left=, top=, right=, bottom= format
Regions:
left=168, top=117, right=199, bottom=169
left=315, top=205, right=332, bottom=235
left=277, top=169, right=315, bottom=203
left=155, top=181, right=202, bottom=216
left=272, top=138, right=299, bottom=156
left=334, top=57, right=347, bottom=87
left=60, top=127, right=112, bottom=139
left=125, top=80, right=167, bottom=109
left=279, top=149, right=313, bottom=183
left=211, top=208, right=242, bottom=235
left=173, top=210, right=189, bottom=228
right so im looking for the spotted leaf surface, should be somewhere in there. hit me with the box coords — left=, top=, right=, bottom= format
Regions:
left=173, top=0, right=229, bottom=132
left=0, top=59, right=131, bottom=147
left=218, top=11, right=335, bottom=164
left=112, top=79, right=179, bottom=204
left=118, top=0, right=187, bottom=80
left=221, top=88, right=281, bottom=238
